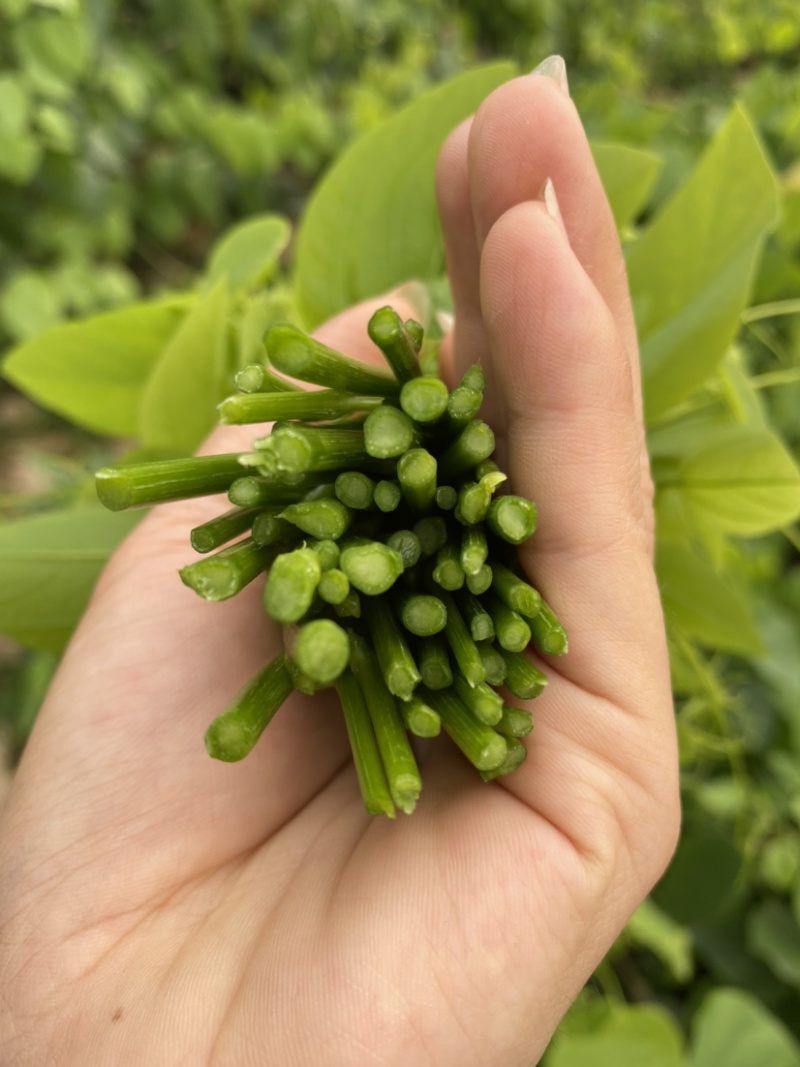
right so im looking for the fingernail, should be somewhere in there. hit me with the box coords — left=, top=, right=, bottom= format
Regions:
left=436, top=310, right=454, bottom=336
left=529, top=55, right=569, bottom=97
left=539, top=178, right=569, bottom=242
left=387, top=280, right=431, bottom=328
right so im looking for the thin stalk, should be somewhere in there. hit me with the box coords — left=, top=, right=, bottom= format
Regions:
left=205, top=654, right=293, bottom=761
left=453, top=674, right=503, bottom=726
left=400, top=694, right=441, bottom=737
left=280, top=498, right=353, bottom=540
left=496, top=705, right=534, bottom=738
left=263, top=547, right=322, bottom=624
left=483, top=590, right=531, bottom=652
left=444, top=385, right=483, bottom=436
left=477, top=642, right=507, bottom=686
left=362, top=595, right=421, bottom=701
left=404, top=318, right=424, bottom=352
left=180, top=537, right=273, bottom=602
left=490, top=560, right=541, bottom=617
left=397, top=448, right=437, bottom=512
left=419, top=686, right=507, bottom=771
left=461, top=364, right=487, bottom=393
left=480, top=736, right=527, bottom=781
left=335, top=471, right=376, bottom=510
left=400, top=376, right=449, bottom=422
left=350, top=634, right=422, bottom=814
left=234, top=364, right=300, bottom=393
left=308, top=539, right=340, bottom=571
left=413, top=516, right=448, bottom=557
left=295, top=619, right=350, bottom=684
left=336, top=670, right=395, bottom=817
left=437, top=420, right=495, bottom=481
left=394, top=592, right=448, bottom=637
left=498, top=647, right=548, bottom=699
left=317, top=568, right=350, bottom=605
left=426, top=582, right=485, bottom=688
left=374, top=480, right=402, bottom=512
left=433, top=541, right=465, bottom=591
left=265, top=425, right=370, bottom=475
left=528, top=598, right=569, bottom=655
left=219, top=389, right=381, bottom=424
left=435, top=485, right=457, bottom=510
left=456, top=589, right=495, bottom=642
left=416, top=634, right=453, bottom=690
left=251, top=509, right=296, bottom=548
left=267, top=325, right=400, bottom=397
left=96, top=453, right=246, bottom=511
left=367, top=306, right=423, bottom=384
left=455, top=481, right=491, bottom=525
left=339, top=541, right=404, bottom=595
left=487, top=495, right=537, bottom=544
left=386, top=529, right=421, bottom=570
left=335, top=590, right=362, bottom=618
left=228, top=477, right=312, bottom=508
left=364, top=405, right=419, bottom=458
left=191, top=505, right=262, bottom=553
left=461, top=525, right=488, bottom=576
left=466, top=563, right=492, bottom=595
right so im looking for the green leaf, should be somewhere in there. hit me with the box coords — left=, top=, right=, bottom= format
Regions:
left=627, top=105, right=779, bottom=424
left=12, top=12, right=91, bottom=99
left=546, top=1005, right=685, bottom=1067
left=656, top=543, right=764, bottom=655
left=0, top=508, right=142, bottom=653
left=0, top=271, right=62, bottom=341
left=656, top=425, right=800, bottom=538
left=653, top=821, right=742, bottom=924
left=0, top=128, right=41, bottom=183
left=294, top=62, right=516, bottom=328
left=3, top=299, right=188, bottom=436
left=205, top=214, right=292, bottom=292
left=746, top=898, right=800, bottom=986
left=139, top=283, right=229, bottom=454
left=625, top=898, right=694, bottom=983
left=591, top=142, right=663, bottom=231
left=0, top=74, right=30, bottom=135
left=689, top=988, right=800, bottom=1067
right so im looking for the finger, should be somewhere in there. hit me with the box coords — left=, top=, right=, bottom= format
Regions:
left=1, top=292, right=421, bottom=922
left=468, top=75, right=639, bottom=387
left=476, top=203, right=678, bottom=888
left=435, top=118, right=490, bottom=391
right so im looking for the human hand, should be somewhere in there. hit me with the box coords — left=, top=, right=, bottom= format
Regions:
left=0, top=68, right=679, bottom=1067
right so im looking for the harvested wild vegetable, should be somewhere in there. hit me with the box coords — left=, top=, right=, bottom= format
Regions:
left=95, top=306, right=567, bottom=817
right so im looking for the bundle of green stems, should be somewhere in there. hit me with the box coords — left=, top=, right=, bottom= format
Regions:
left=95, top=307, right=567, bottom=817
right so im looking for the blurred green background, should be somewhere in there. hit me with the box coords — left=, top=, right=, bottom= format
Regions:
left=2, top=1, right=800, bottom=1063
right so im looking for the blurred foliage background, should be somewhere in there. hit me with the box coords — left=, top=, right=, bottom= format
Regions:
left=2, top=1, right=800, bottom=1063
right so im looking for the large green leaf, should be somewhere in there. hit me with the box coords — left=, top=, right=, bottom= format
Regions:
left=294, top=62, right=516, bottom=328
left=627, top=105, right=779, bottom=424
left=625, top=898, right=694, bottom=983
left=546, top=1005, right=685, bottom=1067
left=655, top=425, right=800, bottom=538
left=746, top=898, right=800, bottom=986
left=0, top=508, right=142, bottom=653
left=689, top=988, right=800, bottom=1067
left=205, top=214, right=292, bottom=292
left=653, top=821, right=742, bottom=924
left=2, top=299, right=186, bottom=436
left=591, top=142, right=663, bottom=231
left=656, top=543, right=764, bottom=655
left=139, top=283, right=229, bottom=454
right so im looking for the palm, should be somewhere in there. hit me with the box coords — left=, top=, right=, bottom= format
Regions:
left=0, top=75, right=679, bottom=1067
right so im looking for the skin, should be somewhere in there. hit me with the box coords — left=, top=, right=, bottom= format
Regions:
left=0, top=74, right=679, bottom=1067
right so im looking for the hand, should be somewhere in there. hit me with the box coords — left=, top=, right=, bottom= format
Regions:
left=0, top=72, right=679, bottom=1067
